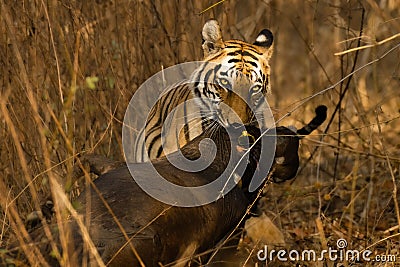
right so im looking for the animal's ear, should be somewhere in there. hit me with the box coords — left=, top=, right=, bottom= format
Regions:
left=253, top=29, right=274, bottom=59
left=202, top=19, right=225, bottom=58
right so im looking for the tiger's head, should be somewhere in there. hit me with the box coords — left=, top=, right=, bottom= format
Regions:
left=191, top=19, right=274, bottom=128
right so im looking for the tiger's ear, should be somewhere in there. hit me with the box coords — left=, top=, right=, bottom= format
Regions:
left=253, top=29, right=274, bottom=59
left=202, top=20, right=225, bottom=58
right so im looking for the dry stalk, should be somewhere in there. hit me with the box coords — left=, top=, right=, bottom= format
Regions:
left=315, top=217, right=333, bottom=267
left=348, top=146, right=360, bottom=240
left=334, top=33, right=400, bottom=56
left=374, top=110, right=400, bottom=229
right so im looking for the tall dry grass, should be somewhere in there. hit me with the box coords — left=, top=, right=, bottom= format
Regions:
left=0, top=0, right=399, bottom=266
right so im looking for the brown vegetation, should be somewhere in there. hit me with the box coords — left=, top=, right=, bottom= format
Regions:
left=0, top=0, right=399, bottom=266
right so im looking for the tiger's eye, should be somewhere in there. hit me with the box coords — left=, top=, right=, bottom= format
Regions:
left=251, top=85, right=261, bottom=93
left=220, top=78, right=229, bottom=85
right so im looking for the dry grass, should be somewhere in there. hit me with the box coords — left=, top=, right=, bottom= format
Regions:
left=0, top=0, right=399, bottom=266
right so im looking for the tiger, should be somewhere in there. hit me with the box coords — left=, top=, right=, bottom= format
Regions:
left=134, top=19, right=274, bottom=162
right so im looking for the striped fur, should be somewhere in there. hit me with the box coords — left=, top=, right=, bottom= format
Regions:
left=135, top=20, right=274, bottom=162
